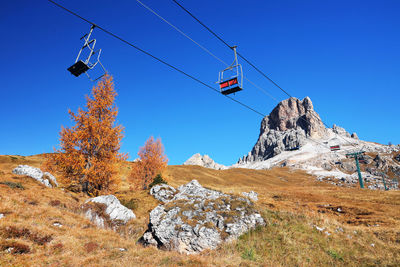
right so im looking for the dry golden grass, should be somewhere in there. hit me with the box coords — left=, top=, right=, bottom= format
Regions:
left=0, top=154, right=399, bottom=266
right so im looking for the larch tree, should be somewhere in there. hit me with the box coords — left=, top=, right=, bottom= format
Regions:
left=45, top=74, right=126, bottom=195
left=129, top=136, right=168, bottom=190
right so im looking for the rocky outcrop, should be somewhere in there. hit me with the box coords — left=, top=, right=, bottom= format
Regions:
left=242, top=191, right=258, bottom=202
left=184, top=154, right=227, bottom=170
left=351, top=133, right=359, bottom=139
left=239, top=97, right=327, bottom=163
left=394, top=154, right=400, bottom=163
left=140, top=180, right=264, bottom=254
left=150, top=184, right=176, bottom=203
left=12, top=165, right=58, bottom=188
left=332, top=124, right=351, bottom=138
left=82, top=195, right=135, bottom=229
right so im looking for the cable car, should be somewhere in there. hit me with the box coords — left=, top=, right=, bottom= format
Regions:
left=330, top=145, right=341, bottom=151
left=68, top=25, right=106, bottom=81
left=217, top=46, right=243, bottom=95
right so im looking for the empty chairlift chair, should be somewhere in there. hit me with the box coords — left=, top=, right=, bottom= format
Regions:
left=330, top=145, right=341, bottom=151
left=68, top=25, right=106, bottom=81
left=217, top=46, right=243, bottom=95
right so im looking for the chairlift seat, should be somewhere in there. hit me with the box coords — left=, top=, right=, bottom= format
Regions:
left=68, top=60, right=90, bottom=77
left=330, top=145, right=341, bottom=151
left=221, top=86, right=243, bottom=95
left=219, top=77, right=242, bottom=95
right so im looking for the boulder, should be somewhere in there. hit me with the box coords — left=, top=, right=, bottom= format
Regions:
left=150, top=184, right=177, bottom=203
left=332, top=125, right=351, bottom=138
left=239, top=97, right=327, bottom=163
left=394, top=154, right=400, bottom=163
left=321, top=162, right=333, bottom=171
left=82, top=195, right=135, bottom=229
left=374, top=155, right=389, bottom=171
left=184, top=154, right=227, bottom=170
left=351, top=133, right=359, bottom=139
left=140, top=180, right=264, bottom=254
left=0, top=214, right=4, bottom=219
left=341, top=162, right=356, bottom=172
left=242, top=191, right=258, bottom=202
left=12, top=165, right=58, bottom=188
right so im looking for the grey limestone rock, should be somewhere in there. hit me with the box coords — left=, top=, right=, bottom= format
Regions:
left=351, top=132, right=359, bottom=139
left=341, top=162, right=356, bottom=172
left=150, top=184, right=176, bottom=203
left=321, top=162, right=333, bottom=171
left=83, top=195, right=135, bottom=229
left=332, top=124, right=351, bottom=138
left=12, top=165, right=58, bottom=188
left=242, top=191, right=258, bottom=201
left=239, top=97, right=327, bottom=163
left=184, top=154, right=227, bottom=170
left=140, top=180, right=264, bottom=254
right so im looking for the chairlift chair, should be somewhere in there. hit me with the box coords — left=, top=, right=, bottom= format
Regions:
left=68, top=25, right=106, bottom=82
left=330, top=145, right=341, bottom=151
left=217, top=46, right=243, bottom=95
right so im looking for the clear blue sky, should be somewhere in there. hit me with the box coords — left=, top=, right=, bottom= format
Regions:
left=1, top=0, right=399, bottom=165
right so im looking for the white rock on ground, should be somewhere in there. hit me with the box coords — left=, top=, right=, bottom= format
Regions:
left=140, top=180, right=265, bottom=254
left=83, top=195, right=136, bottom=228
left=183, top=153, right=227, bottom=170
left=0, top=214, right=4, bottom=219
left=150, top=184, right=177, bottom=203
left=242, top=191, right=258, bottom=201
left=12, top=165, right=58, bottom=187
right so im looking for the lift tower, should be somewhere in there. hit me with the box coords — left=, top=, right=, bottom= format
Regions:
left=346, top=151, right=365, bottom=188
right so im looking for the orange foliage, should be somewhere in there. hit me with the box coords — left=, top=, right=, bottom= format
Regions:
left=129, top=136, right=168, bottom=190
left=44, top=74, right=127, bottom=195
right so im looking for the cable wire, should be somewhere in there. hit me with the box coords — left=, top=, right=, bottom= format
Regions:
left=171, top=0, right=359, bottom=150
left=134, top=0, right=279, bottom=102
left=48, top=0, right=266, bottom=117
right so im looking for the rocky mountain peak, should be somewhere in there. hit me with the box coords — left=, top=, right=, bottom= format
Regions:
left=261, top=97, right=326, bottom=138
left=239, top=97, right=327, bottom=163
left=183, top=153, right=227, bottom=170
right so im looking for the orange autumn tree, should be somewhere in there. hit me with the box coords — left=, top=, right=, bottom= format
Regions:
left=45, top=74, right=126, bottom=195
left=130, top=136, right=168, bottom=190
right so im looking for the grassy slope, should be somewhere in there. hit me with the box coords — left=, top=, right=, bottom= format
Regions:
left=0, top=154, right=399, bottom=267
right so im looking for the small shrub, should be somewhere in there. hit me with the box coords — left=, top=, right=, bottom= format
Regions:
left=241, top=247, right=256, bottom=261
left=0, top=181, right=24, bottom=190
left=0, top=241, right=30, bottom=254
left=9, top=156, right=18, bottom=162
left=84, top=241, right=99, bottom=253
left=52, top=242, right=64, bottom=253
left=30, top=232, right=53, bottom=245
left=49, top=200, right=62, bottom=207
left=327, top=249, right=343, bottom=261
left=3, top=226, right=31, bottom=239
left=148, top=174, right=168, bottom=189
left=120, top=198, right=138, bottom=211
left=1, top=226, right=52, bottom=245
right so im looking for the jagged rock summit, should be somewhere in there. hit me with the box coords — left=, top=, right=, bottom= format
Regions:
left=239, top=97, right=327, bottom=163
left=184, top=153, right=227, bottom=170
left=140, top=180, right=265, bottom=254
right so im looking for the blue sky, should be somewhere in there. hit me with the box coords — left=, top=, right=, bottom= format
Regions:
left=0, top=0, right=399, bottom=165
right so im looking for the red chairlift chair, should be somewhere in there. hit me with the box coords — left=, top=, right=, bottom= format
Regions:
left=217, top=46, right=243, bottom=95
